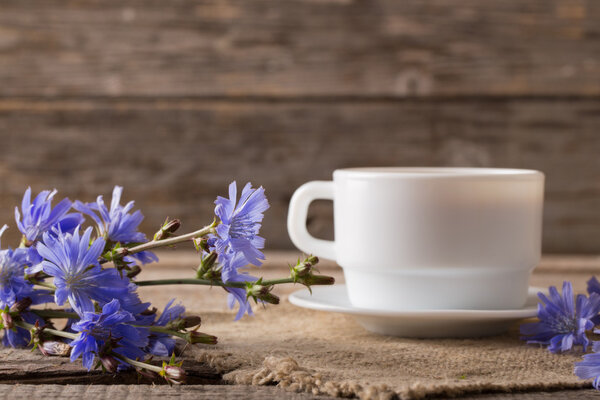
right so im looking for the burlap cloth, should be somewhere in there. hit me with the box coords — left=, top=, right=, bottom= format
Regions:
left=139, top=252, right=600, bottom=399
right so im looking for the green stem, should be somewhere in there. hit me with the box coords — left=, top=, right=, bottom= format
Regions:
left=135, top=277, right=296, bottom=289
left=111, top=352, right=163, bottom=373
left=31, top=309, right=79, bottom=319
left=15, top=320, right=78, bottom=340
left=127, top=224, right=216, bottom=255
left=134, top=325, right=189, bottom=341
left=32, top=281, right=56, bottom=290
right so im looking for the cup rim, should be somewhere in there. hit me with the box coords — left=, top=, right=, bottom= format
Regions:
left=333, top=167, right=544, bottom=179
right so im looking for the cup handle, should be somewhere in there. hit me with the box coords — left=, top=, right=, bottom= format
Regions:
left=287, top=181, right=336, bottom=261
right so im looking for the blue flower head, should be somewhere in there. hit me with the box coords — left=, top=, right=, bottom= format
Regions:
left=221, top=252, right=257, bottom=321
left=73, top=186, right=157, bottom=265
left=0, top=225, right=34, bottom=306
left=0, top=225, right=50, bottom=347
left=0, top=224, right=51, bottom=307
left=15, top=188, right=84, bottom=243
left=70, top=299, right=149, bottom=370
left=36, top=226, right=131, bottom=316
left=213, top=182, right=269, bottom=266
left=520, top=281, right=600, bottom=353
left=147, top=299, right=185, bottom=357
left=588, top=276, right=600, bottom=297
left=587, top=276, right=600, bottom=324
left=575, top=347, right=600, bottom=390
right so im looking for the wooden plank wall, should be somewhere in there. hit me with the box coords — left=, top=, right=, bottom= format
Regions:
left=0, top=0, right=599, bottom=253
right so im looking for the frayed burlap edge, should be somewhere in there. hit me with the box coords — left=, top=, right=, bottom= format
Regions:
left=196, top=352, right=591, bottom=400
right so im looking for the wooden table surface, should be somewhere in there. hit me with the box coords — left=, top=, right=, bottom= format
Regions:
left=3, top=251, right=600, bottom=399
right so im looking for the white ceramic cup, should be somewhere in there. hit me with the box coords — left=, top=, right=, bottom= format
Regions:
left=287, top=167, right=544, bottom=311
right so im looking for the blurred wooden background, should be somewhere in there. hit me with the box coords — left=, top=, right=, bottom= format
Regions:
left=0, top=0, right=599, bottom=253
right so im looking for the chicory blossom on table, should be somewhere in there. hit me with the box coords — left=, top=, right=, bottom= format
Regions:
left=15, top=188, right=84, bottom=243
left=0, top=183, right=333, bottom=383
left=0, top=224, right=51, bottom=306
left=221, top=251, right=258, bottom=320
left=36, top=227, right=130, bottom=316
left=212, top=181, right=269, bottom=266
left=147, top=299, right=186, bottom=357
left=0, top=225, right=37, bottom=305
left=70, top=299, right=149, bottom=370
left=588, top=276, right=600, bottom=298
left=1, top=224, right=52, bottom=347
left=575, top=351, right=600, bottom=390
left=520, top=281, right=600, bottom=353
left=73, top=186, right=158, bottom=265
left=587, top=277, right=600, bottom=325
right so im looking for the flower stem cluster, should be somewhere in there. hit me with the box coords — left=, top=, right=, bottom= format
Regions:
left=289, top=255, right=335, bottom=292
left=154, top=218, right=181, bottom=241
left=245, top=279, right=279, bottom=305
left=0, top=182, right=335, bottom=385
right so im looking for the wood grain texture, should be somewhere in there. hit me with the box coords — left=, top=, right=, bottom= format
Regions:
left=460, top=390, right=600, bottom=399
left=0, top=99, right=599, bottom=252
left=0, top=0, right=598, bottom=97
left=0, top=385, right=332, bottom=399
left=0, top=348, right=221, bottom=385
left=1, top=385, right=597, bottom=400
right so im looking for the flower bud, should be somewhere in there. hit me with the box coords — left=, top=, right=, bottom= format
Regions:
left=140, top=307, right=157, bottom=316
left=186, top=331, right=218, bottom=345
left=100, top=354, right=119, bottom=373
left=183, top=316, right=201, bottom=328
left=154, top=219, right=181, bottom=241
left=40, top=341, right=71, bottom=357
left=1, top=310, right=13, bottom=330
left=246, top=283, right=279, bottom=305
left=126, top=265, right=142, bottom=278
left=166, top=315, right=201, bottom=331
left=196, top=252, right=218, bottom=279
left=290, top=255, right=320, bottom=280
left=162, top=365, right=186, bottom=384
left=301, top=274, right=335, bottom=286
left=10, top=297, right=32, bottom=313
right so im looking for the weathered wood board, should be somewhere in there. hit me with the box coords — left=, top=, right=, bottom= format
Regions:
left=0, top=348, right=221, bottom=385
left=0, top=99, right=599, bottom=252
left=0, top=0, right=598, bottom=97
left=0, top=384, right=332, bottom=399
left=1, top=385, right=597, bottom=400
left=0, top=0, right=598, bottom=253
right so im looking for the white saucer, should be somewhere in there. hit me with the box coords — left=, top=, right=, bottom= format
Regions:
left=288, top=285, right=543, bottom=338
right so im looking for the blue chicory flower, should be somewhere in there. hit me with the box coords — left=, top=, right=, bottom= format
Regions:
left=0, top=225, right=37, bottom=306
left=520, top=281, right=600, bottom=353
left=15, top=188, right=84, bottom=243
left=147, top=299, right=185, bottom=357
left=575, top=348, right=600, bottom=390
left=588, top=276, right=600, bottom=298
left=212, top=182, right=269, bottom=266
left=587, top=277, right=600, bottom=325
left=118, top=283, right=152, bottom=321
left=221, top=252, right=257, bottom=321
left=70, top=299, right=149, bottom=370
left=0, top=224, right=51, bottom=347
left=36, top=226, right=130, bottom=316
left=73, top=186, right=157, bottom=265
left=0, top=224, right=52, bottom=306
